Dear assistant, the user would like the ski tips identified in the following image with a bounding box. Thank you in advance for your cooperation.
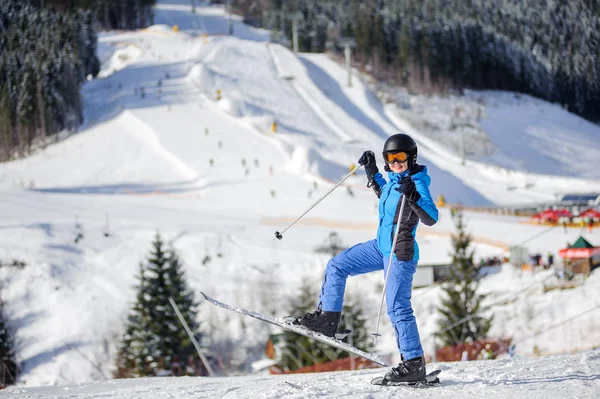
[200,291,209,300]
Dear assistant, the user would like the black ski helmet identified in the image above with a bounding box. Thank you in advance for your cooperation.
[382,133,418,170]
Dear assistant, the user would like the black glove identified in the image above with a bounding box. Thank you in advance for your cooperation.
[396,175,421,203]
[358,151,378,182]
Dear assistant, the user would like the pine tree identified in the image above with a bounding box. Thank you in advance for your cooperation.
[436,208,492,347]
[280,278,372,371]
[145,242,199,369]
[115,263,156,378]
[0,298,18,386]
[115,233,200,378]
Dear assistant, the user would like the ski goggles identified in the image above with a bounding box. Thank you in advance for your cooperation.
[384,151,409,164]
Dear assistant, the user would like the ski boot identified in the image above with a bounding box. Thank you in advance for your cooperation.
[383,356,426,384]
[293,307,341,337]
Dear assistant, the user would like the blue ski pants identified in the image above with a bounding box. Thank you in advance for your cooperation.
[319,239,424,360]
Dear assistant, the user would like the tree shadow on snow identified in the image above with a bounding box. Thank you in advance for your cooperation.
[44,244,84,255]
[25,223,55,238]
[22,341,88,374]
[30,177,203,196]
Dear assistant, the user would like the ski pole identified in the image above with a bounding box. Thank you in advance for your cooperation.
[169,297,215,376]
[274,164,363,240]
[372,195,406,345]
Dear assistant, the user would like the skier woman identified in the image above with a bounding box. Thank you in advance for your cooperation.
[294,133,438,383]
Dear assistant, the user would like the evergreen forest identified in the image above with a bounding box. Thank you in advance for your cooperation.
[241,0,600,122]
[41,0,156,30]
[0,0,156,161]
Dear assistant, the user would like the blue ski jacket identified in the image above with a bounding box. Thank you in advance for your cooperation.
[371,165,438,260]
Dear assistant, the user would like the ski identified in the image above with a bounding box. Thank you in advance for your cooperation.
[201,292,388,367]
[371,369,441,387]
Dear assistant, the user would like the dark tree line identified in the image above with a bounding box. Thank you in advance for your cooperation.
[43,0,156,30]
[0,0,100,160]
[240,0,600,122]
[0,0,156,161]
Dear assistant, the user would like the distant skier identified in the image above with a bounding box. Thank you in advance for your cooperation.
[293,133,438,384]
[547,252,554,269]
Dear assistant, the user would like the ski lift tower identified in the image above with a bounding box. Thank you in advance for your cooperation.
[227,0,233,35]
[288,12,303,53]
[338,38,356,87]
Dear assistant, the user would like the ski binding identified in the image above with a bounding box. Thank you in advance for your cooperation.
[371,369,441,387]
[281,316,351,340]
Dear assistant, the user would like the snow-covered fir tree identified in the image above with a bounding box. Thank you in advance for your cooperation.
[0,297,18,386]
[115,233,201,378]
[436,208,492,346]
[115,263,155,378]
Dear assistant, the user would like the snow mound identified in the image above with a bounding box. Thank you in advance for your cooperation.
[0,111,197,190]
[145,24,175,33]
[286,146,347,181]
[117,111,198,182]
[217,97,271,119]
[288,146,318,175]
[187,63,215,91]
[97,44,141,78]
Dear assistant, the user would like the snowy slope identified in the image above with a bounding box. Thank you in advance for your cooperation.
[1,0,600,391]
[3,351,600,398]
[479,91,600,178]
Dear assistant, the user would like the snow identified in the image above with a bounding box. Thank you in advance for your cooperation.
[479,92,600,179]
[97,44,142,78]
[4,352,600,398]
[1,0,600,396]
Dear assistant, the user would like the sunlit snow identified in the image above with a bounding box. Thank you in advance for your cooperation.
[0,0,599,397]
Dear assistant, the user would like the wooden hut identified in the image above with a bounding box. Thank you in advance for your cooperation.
[558,236,600,275]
